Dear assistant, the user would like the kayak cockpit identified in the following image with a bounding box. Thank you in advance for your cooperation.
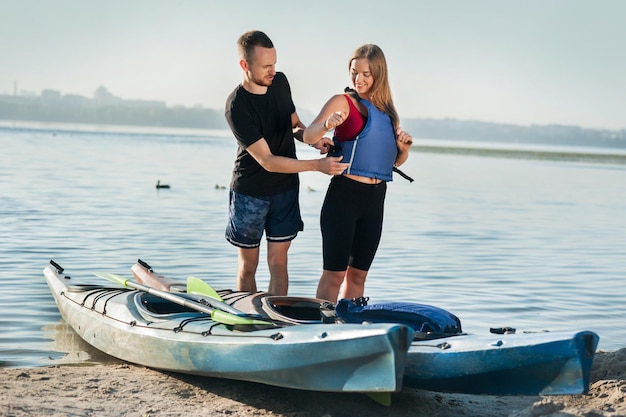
[261,296,332,324]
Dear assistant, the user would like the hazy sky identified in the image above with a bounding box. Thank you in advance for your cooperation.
[2,0,625,130]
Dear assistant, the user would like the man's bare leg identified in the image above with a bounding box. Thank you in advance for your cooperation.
[237,247,259,292]
[267,240,291,295]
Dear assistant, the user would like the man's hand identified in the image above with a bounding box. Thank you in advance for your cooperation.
[318,156,349,175]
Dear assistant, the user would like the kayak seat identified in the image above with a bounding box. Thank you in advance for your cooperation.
[139,293,198,315]
[261,296,328,324]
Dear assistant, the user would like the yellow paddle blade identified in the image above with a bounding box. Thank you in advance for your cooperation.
[187,276,223,301]
[94,272,129,287]
[367,392,392,406]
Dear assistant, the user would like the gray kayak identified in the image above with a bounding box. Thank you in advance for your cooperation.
[43,262,413,393]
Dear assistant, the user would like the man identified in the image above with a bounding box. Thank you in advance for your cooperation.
[225,30,348,295]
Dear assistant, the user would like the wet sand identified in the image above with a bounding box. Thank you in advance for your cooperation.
[2,349,624,417]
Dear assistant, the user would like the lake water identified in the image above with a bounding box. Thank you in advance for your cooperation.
[1,122,625,368]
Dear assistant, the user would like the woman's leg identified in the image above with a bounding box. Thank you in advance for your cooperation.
[340,266,368,300]
[316,269,346,302]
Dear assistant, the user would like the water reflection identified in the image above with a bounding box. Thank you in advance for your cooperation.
[43,321,124,366]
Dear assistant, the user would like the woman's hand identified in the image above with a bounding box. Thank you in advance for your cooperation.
[396,127,413,153]
[394,128,413,167]
[312,137,334,154]
[324,111,346,131]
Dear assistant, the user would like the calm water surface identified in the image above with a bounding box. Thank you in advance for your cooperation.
[1,124,625,368]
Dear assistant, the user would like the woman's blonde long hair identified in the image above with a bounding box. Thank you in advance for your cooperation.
[349,44,399,129]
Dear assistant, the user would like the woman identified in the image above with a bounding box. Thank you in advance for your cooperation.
[303,44,413,302]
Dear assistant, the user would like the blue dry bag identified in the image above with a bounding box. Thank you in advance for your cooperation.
[335,298,462,334]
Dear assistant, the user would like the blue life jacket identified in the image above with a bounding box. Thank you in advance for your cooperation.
[337,99,398,181]
[335,298,463,334]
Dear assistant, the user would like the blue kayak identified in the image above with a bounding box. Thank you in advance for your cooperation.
[406,329,598,395]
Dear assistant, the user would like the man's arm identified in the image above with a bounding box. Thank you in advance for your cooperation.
[246,137,347,175]
[292,111,306,143]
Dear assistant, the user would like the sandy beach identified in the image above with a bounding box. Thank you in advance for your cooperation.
[1,349,624,417]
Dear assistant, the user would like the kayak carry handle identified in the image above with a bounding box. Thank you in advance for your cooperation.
[137,258,154,272]
[50,260,64,274]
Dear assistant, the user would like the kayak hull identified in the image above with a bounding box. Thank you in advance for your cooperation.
[44,264,413,393]
[405,330,598,395]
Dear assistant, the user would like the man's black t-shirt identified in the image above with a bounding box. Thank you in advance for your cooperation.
[225,72,299,197]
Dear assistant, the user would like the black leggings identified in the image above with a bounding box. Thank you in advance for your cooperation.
[321,175,387,271]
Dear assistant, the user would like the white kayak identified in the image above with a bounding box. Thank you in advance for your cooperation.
[43,261,414,393]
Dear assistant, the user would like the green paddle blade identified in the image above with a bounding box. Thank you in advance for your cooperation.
[367,392,392,406]
[94,272,129,287]
[187,276,223,301]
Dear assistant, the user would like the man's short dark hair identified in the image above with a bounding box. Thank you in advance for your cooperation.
[237,30,274,63]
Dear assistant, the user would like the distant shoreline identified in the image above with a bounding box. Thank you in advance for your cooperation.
[3,119,626,164]
[0,119,227,137]
[414,144,626,164]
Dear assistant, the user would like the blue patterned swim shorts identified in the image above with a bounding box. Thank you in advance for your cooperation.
[225,187,303,248]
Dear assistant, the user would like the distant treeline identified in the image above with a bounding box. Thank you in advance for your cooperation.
[403,119,626,149]
[2,94,625,149]
[0,95,228,130]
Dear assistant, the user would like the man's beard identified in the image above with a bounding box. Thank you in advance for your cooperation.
[250,73,273,87]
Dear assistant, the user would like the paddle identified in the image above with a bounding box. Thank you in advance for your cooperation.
[93,272,272,326]
[185,276,255,316]
[134,259,251,317]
